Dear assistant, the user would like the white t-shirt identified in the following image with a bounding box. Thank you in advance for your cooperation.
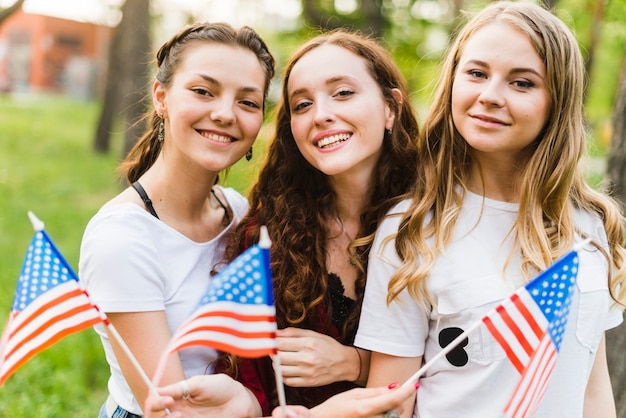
[355,192,623,418]
[79,186,248,415]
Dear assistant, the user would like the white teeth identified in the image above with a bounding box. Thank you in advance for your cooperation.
[201,132,232,143]
[317,133,351,149]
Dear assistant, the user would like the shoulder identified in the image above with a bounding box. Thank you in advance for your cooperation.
[84,202,158,235]
[370,199,413,255]
[80,203,162,261]
[378,199,413,232]
[573,208,608,246]
[214,186,250,219]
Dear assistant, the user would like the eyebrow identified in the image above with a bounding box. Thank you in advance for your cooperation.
[197,74,263,94]
[288,74,359,100]
[464,59,545,79]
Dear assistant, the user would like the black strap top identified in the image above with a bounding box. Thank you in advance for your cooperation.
[131,181,231,224]
[131,181,159,219]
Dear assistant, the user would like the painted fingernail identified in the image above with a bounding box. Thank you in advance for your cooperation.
[388,382,398,389]
[415,382,420,390]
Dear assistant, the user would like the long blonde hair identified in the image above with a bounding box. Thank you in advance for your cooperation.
[388,1,626,307]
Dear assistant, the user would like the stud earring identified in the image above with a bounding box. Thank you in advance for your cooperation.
[386,128,392,137]
[158,114,164,142]
[245,147,253,161]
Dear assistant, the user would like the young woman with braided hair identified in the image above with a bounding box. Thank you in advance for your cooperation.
[79,21,275,417]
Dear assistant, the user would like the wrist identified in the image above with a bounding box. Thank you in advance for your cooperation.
[351,346,362,383]
[236,382,263,417]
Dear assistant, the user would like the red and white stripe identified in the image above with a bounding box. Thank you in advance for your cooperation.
[0,281,103,386]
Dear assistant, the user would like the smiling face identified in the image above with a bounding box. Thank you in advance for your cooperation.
[451,21,551,166]
[154,42,266,174]
[286,44,395,179]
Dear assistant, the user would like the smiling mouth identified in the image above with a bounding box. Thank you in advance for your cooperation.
[199,131,233,143]
[316,133,351,149]
[471,115,508,125]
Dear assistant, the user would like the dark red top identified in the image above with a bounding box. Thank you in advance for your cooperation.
[219,220,360,414]
[230,301,359,415]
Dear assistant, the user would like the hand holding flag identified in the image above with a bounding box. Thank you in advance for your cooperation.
[402,242,584,417]
[151,226,287,416]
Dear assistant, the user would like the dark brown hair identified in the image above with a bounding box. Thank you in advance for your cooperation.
[118,22,275,183]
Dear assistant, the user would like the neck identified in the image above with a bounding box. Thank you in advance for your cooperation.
[140,157,219,220]
[329,173,372,224]
[468,158,521,203]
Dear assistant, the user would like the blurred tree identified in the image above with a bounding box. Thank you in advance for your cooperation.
[0,0,25,25]
[94,0,151,157]
[607,57,626,203]
[599,47,626,417]
[301,0,388,36]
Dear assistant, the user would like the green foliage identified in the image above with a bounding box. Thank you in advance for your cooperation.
[0,94,119,415]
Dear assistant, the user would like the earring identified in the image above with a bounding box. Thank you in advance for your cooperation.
[158,114,164,142]
[386,128,392,137]
[245,147,253,161]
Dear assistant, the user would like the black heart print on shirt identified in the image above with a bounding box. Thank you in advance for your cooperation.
[438,327,469,367]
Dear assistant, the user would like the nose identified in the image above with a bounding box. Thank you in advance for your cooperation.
[313,98,335,126]
[478,79,505,107]
[209,97,236,125]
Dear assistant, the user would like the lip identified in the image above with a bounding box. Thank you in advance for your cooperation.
[197,129,236,144]
[470,114,509,127]
[312,130,352,150]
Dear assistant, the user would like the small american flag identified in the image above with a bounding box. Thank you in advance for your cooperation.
[164,241,278,359]
[0,227,104,386]
[482,249,578,418]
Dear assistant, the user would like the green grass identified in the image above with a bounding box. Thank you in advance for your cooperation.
[0,94,121,416]
[0,93,268,416]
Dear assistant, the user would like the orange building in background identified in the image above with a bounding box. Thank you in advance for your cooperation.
[0,10,113,98]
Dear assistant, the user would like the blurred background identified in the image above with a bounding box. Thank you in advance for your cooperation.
[0,0,625,415]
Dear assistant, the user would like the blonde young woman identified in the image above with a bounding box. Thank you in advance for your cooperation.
[355,2,626,417]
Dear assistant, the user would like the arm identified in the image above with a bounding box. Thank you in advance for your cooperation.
[583,334,616,418]
[277,327,369,386]
[145,374,417,418]
[106,311,185,410]
[365,351,422,418]
[308,380,419,418]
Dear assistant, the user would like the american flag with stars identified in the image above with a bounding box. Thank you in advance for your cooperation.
[482,248,579,418]
[163,241,278,359]
[0,227,105,386]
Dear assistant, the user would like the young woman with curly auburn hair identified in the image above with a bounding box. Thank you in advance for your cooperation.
[220,29,421,414]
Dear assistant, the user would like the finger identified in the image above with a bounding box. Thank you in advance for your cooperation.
[144,394,174,415]
[279,363,303,378]
[271,405,312,418]
[157,382,185,399]
[277,335,308,352]
[278,350,309,367]
[282,376,312,387]
[276,327,312,338]
[361,384,418,413]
